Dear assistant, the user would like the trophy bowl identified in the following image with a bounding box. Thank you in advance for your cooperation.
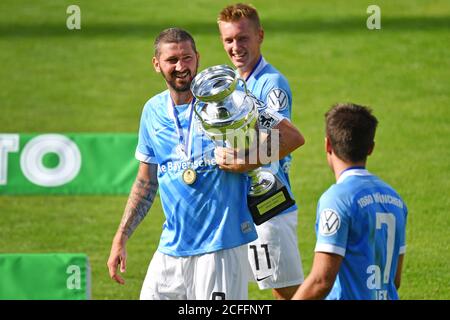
[191,65,295,224]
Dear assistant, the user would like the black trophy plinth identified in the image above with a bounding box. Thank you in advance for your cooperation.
[247,175,295,225]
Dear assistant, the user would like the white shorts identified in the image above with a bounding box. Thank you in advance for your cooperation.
[248,210,304,290]
[140,245,249,300]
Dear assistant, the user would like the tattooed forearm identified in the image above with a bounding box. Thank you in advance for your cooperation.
[119,166,158,238]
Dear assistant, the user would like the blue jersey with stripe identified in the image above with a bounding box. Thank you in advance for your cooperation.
[135,90,257,257]
[315,169,408,300]
[243,56,297,214]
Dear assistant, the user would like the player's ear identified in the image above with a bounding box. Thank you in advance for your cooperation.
[325,137,332,154]
[258,28,264,44]
[368,141,375,155]
[152,56,161,73]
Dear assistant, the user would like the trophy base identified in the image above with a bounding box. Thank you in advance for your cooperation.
[247,175,295,225]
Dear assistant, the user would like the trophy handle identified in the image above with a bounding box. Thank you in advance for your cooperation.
[237,77,249,95]
[193,99,206,125]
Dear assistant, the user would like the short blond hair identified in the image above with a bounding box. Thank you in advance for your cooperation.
[217,3,261,29]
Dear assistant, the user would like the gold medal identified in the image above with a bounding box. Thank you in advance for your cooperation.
[182,168,197,185]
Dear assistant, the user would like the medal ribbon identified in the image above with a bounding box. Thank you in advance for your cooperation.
[168,95,196,161]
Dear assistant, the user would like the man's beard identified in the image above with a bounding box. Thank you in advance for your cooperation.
[161,65,198,92]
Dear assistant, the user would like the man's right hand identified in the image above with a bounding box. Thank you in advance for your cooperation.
[107,234,128,285]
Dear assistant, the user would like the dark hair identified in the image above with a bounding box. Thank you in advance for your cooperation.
[325,103,378,163]
[154,28,197,57]
[217,3,261,30]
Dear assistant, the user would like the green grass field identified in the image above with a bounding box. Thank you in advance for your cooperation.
[1,0,449,299]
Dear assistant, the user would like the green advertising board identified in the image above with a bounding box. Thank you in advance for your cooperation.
[0,133,138,194]
[0,253,91,300]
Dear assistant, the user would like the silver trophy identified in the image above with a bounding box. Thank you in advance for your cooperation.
[191,65,295,225]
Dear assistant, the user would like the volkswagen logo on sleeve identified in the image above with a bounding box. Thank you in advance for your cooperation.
[267,88,288,111]
[319,209,341,236]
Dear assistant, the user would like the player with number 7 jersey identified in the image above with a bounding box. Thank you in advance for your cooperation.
[292,103,408,300]
[315,169,407,300]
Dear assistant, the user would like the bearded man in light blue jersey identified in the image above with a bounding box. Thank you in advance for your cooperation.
[218,3,304,299]
[292,103,408,300]
[107,27,305,300]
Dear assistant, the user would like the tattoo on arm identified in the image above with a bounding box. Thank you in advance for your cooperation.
[119,164,158,238]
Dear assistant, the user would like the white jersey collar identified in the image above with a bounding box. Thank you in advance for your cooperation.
[337,168,371,184]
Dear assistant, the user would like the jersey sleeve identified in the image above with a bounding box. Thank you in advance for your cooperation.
[257,107,285,129]
[314,190,350,257]
[260,76,292,119]
[135,103,157,164]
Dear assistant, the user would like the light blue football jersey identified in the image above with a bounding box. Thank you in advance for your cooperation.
[242,56,297,214]
[315,168,408,300]
[135,90,257,257]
